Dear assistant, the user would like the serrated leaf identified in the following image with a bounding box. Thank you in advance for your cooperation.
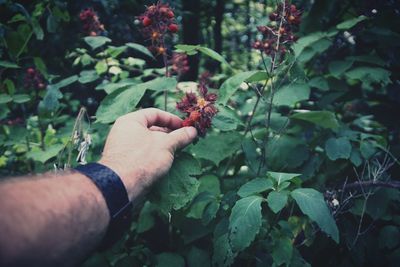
[154,153,201,214]
[273,83,310,106]
[291,188,339,243]
[84,36,111,50]
[325,137,352,160]
[96,77,176,123]
[229,196,263,252]
[126,42,155,59]
[218,71,260,105]
[291,111,339,129]
[237,177,273,197]
[337,15,367,30]
[267,191,288,213]
[190,131,242,166]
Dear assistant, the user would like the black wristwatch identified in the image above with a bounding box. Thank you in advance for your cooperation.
[75,162,132,250]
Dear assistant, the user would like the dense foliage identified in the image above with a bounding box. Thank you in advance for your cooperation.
[1,0,400,266]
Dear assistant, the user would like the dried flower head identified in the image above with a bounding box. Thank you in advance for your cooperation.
[24,68,46,90]
[139,1,178,54]
[79,8,105,36]
[253,1,301,59]
[176,84,218,136]
[169,52,189,76]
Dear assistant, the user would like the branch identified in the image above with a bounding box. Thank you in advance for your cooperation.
[341,180,400,191]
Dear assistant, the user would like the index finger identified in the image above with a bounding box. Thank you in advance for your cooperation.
[129,108,183,130]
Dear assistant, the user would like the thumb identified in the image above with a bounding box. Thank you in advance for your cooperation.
[167,126,197,152]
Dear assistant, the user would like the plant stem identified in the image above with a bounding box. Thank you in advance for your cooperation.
[162,40,170,111]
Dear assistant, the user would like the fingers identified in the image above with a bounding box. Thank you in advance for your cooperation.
[130,108,183,129]
[149,126,172,133]
[167,126,198,152]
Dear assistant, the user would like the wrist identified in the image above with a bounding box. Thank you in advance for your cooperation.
[98,158,148,202]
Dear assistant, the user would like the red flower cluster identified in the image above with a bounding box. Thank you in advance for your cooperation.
[139,1,179,55]
[176,84,218,136]
[24,68,46,90]
[253,1,301,58]
[79,8,105,36]
[169,52,189,76]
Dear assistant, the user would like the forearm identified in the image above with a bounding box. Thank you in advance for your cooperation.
[0,171,110,267]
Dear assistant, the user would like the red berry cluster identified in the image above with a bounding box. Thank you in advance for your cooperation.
[176,84,218,136]
[24,68,46,90]
[79,8,105,36]
[253,1,301,59]
[169,52,189,76]
[139,1,179,55]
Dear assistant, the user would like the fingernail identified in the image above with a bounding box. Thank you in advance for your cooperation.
[185,127,197,139]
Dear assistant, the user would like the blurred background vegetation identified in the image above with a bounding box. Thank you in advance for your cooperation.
[1,0,400,266]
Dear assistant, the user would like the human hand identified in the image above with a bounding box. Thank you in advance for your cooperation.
[98,108,197,201]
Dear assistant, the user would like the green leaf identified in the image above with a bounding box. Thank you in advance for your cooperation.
[175,44,231,68]
[197,47,231,68]
[156,253,184,267]
[325,137,352,160]
[237,178,273,197]
[154,153,201,214]
[329,60,354,77]
[84,36,111,50]
[266,135,309,170]
[33,57,48,78]
[291,188,339,243]
[53,75,78,89]
[31,18,44,40]
[0,94,13,104]
[268,172,301,185]
[379,226,400,250]
[26,144,65,163]
[291,111,339,129]
[0,60,20,69]
[126,42,155,59]
[212,105,242,131]
[137,201,156,233]
[229,196,263,252]
[271,235,293,266]
[218,71,260,105]
[96,77,176,123]
[267,191,288,213]
[96,79,138,94]
[78,70,99,84]
[273,83,310,106]
[190,131,242,166]
[187,247,210,267]
[308,77,329,91]
[337,15,367,30]
[39,85,62,112]
[95,60,108,74]
[345,67,391,90]
[12,94,30,103]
